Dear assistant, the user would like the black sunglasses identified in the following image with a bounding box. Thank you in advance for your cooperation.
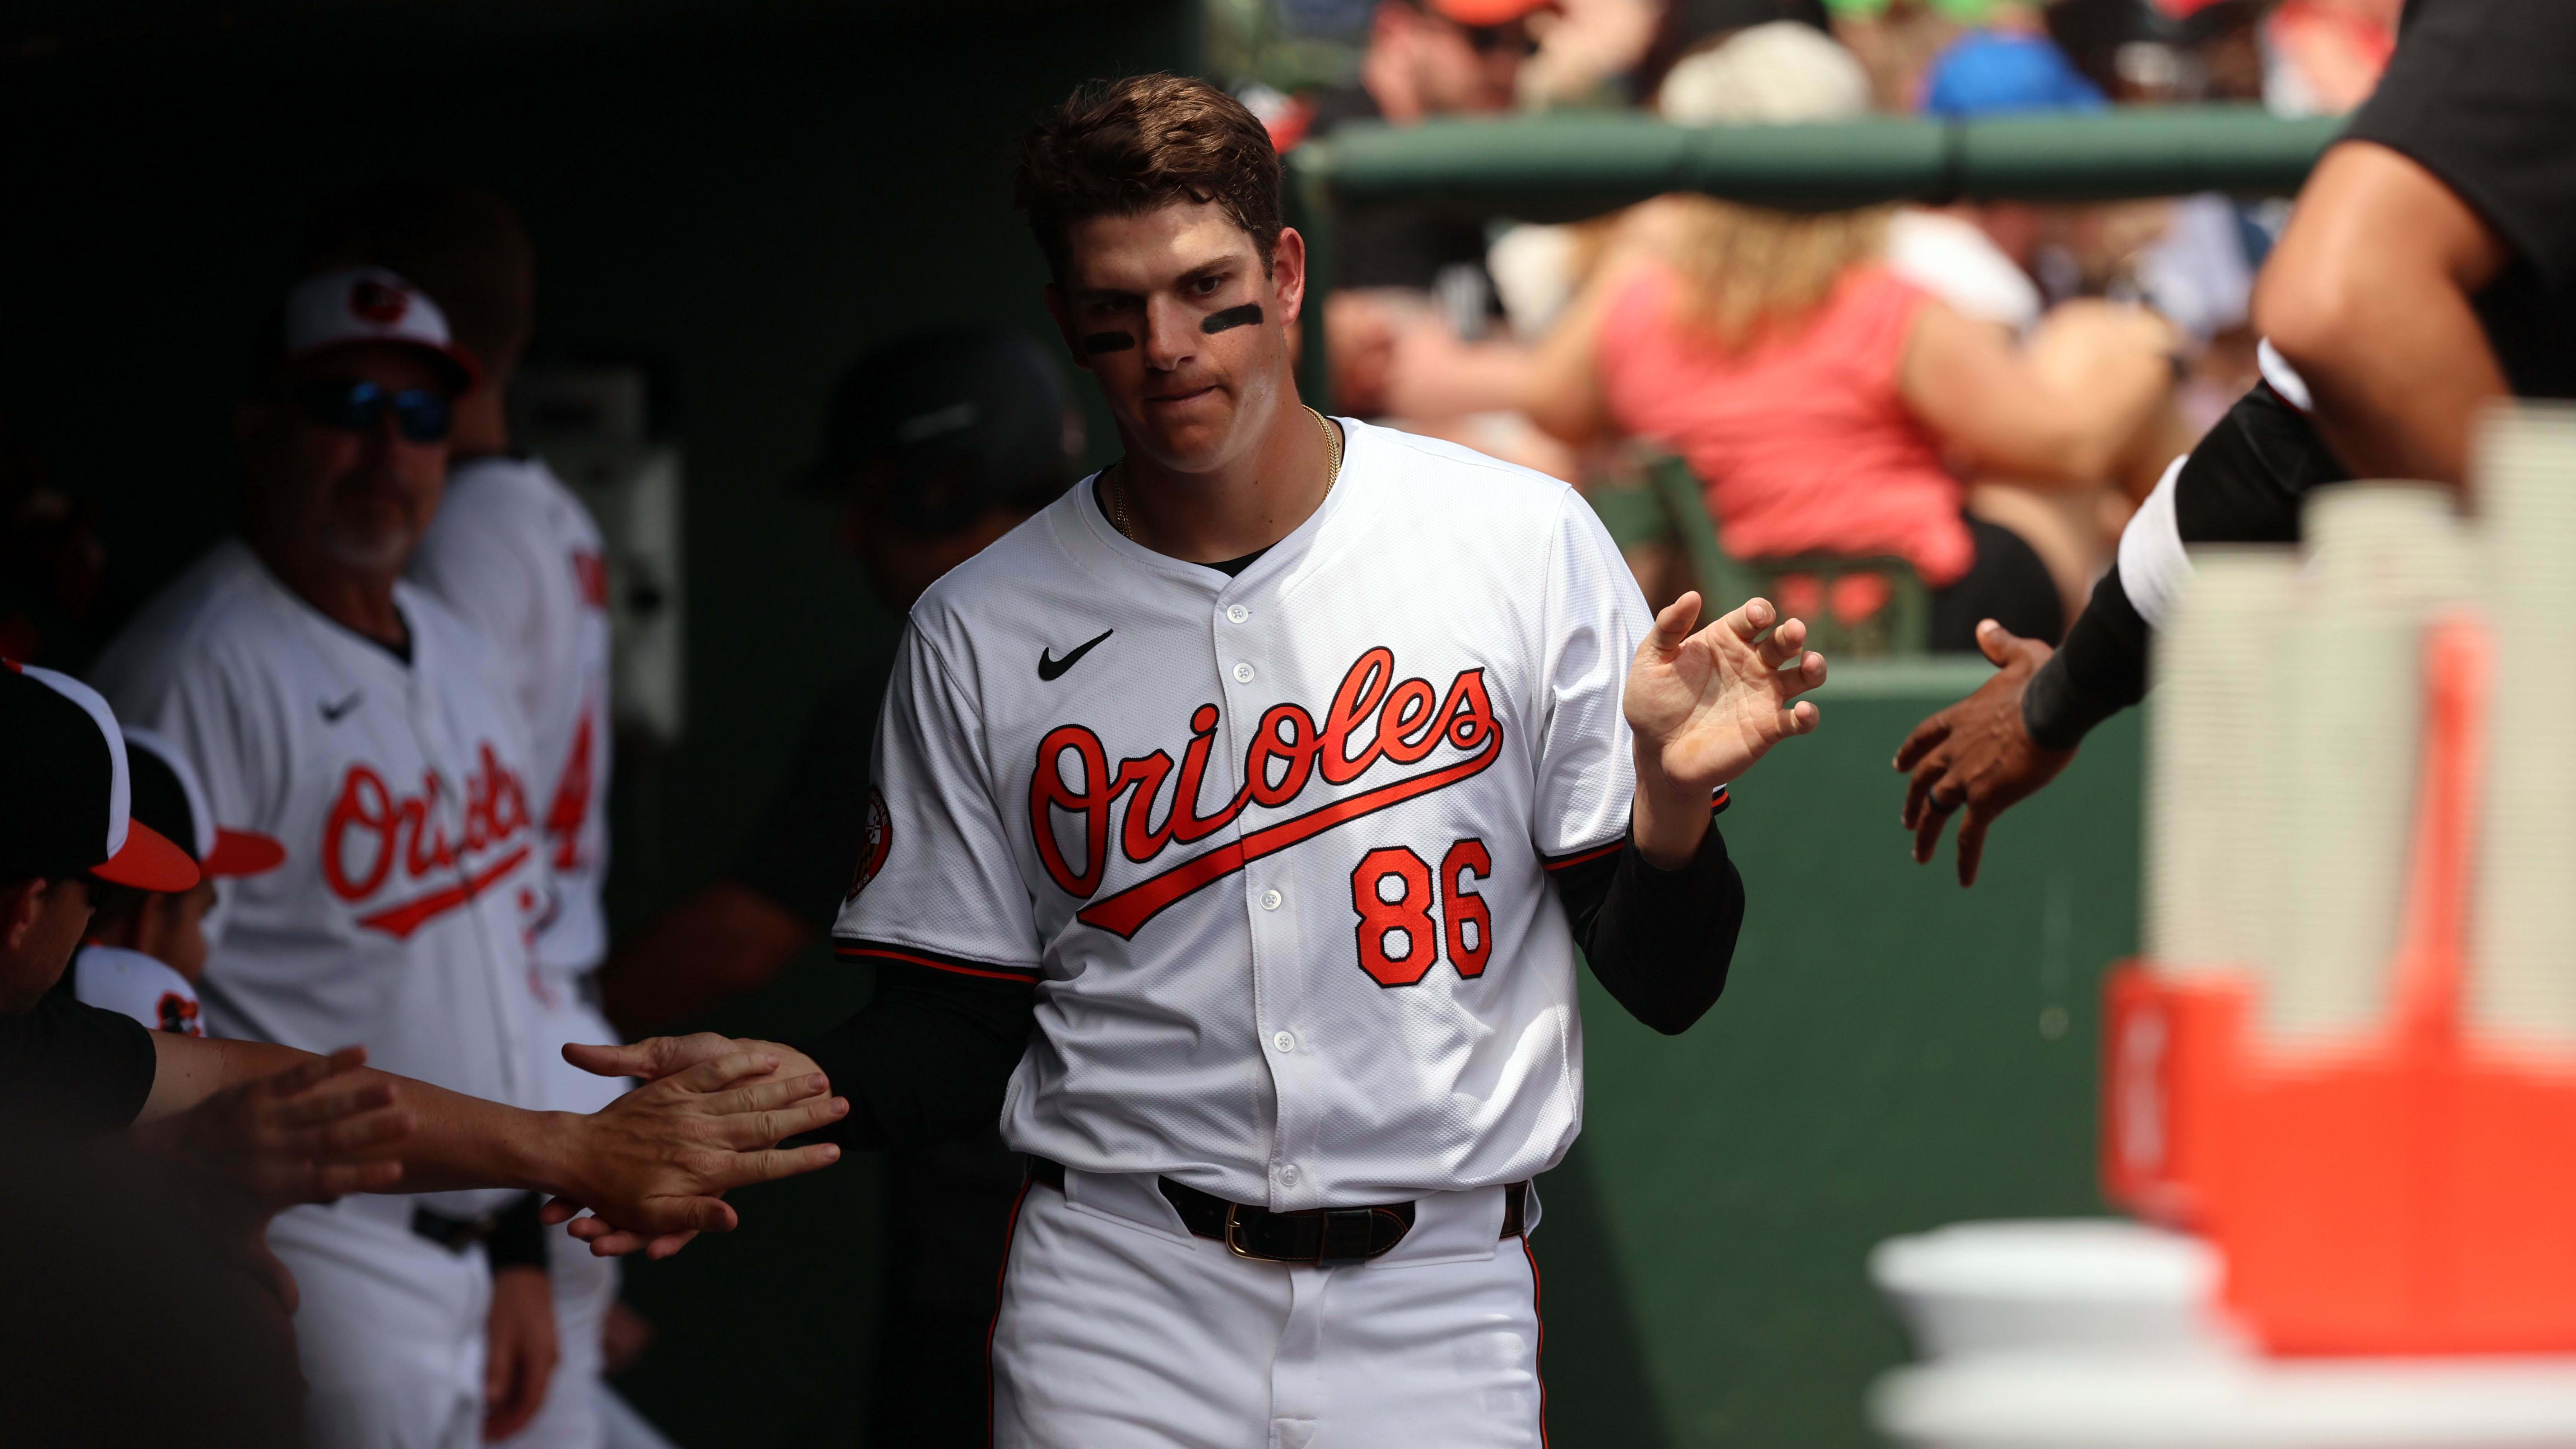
[1460,21,1536,55]
[288,377,453,444]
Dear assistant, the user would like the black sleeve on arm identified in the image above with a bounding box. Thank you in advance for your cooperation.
[2023,563,2150,751]
[0,993,159,1140]
[2022,382,2345,751]
[790,958,1035,1151]
[1552,816,1747,1036]
[482,1193,549,1272]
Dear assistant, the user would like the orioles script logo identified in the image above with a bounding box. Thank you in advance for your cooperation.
[1032,646,1502,940]
[324,743,534,939]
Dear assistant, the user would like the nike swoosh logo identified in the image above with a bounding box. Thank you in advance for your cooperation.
[1038,629,1113,682]
[320,690,364,723]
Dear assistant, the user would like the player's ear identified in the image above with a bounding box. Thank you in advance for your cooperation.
[1270,227,1308,332]
[1042,283,1091,372]
[0,877,41,954]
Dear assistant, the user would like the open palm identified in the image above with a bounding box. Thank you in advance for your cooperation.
[1625,592,1826,793]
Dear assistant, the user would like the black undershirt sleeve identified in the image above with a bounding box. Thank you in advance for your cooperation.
[790,964,1035,1152]
[482,1193,549,1272]
[1550,819,1746,1036]
[1,992,159,1140]
[2023,382,2347,749]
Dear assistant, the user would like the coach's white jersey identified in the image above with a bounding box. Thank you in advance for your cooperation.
[93,539,544,1216]
[70,943,203,1036]
[835,419,1650,1209]
[410,454,614,977]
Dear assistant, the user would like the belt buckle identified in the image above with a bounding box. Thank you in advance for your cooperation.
[1222,1201,1269,1263]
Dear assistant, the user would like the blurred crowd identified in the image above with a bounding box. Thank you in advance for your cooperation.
[1239,0,2398,647]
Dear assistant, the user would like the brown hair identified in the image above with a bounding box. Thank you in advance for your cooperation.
[303,179,536,368]
[1647,196,1889,352]
[1013,74,1284,286]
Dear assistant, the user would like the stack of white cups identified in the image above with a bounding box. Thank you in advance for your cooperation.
[2471,405,2576,1052]
[2145,548,2301,980]
[2267,484,2470,1044]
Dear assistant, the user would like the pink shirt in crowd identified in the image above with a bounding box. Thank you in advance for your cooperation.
[1595,261,1974,586]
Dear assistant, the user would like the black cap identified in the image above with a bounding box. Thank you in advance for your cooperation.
[796,324,1080,534]
[0,663,197,891]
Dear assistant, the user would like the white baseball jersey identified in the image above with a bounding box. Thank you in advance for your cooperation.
[92,538,544,1217]
[409,453,614,977]
[834,419,1653,1209]
[70,943,203,1036]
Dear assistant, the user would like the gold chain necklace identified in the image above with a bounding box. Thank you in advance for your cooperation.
[1105,406,1342,542]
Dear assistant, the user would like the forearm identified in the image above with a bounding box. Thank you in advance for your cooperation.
[374,1076,577,1198]
[1629,746,1716,868]
[792,961,1032,1151]
[1559,825,1745,1035]
[142,1033,577,1198]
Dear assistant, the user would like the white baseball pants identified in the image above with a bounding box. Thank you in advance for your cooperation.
[991,1166,1547,1449]
[491,1221,620,1449]
[270,1195,491,1449]
[495,984,632,1449]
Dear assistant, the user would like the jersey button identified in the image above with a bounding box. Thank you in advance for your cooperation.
[1233,662,1256,684]
[1273,1030,1296,1053]
[1260,888,1283,911]
[1226,604,1250,624]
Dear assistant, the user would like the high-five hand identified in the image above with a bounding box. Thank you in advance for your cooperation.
[537,1048,845,1258]
[1624,593,1825,867]
[1892,618,2074,886]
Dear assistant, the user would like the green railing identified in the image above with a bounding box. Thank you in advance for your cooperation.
[1287,104,2343,404]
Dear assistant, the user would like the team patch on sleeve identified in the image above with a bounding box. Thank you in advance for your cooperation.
[831,937,1042,983]
[844,786,893,903]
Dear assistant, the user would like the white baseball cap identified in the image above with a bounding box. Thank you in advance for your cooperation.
[280,266,479,394]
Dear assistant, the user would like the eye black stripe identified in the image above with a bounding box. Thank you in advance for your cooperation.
[1201,303,1262,334]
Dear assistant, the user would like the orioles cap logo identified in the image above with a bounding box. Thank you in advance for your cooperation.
[349,278,410,325]
[847,786,893,902]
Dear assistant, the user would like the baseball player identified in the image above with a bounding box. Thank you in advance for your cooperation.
[86,266,832,1449]
[305,179,632,1449]
[569,75,1825,1446]
[63,726,286,1035]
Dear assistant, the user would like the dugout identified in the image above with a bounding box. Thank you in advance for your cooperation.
[4,9,2324,1438]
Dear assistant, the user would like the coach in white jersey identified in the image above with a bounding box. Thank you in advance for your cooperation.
[99,266,634,1449]
[567,75,1825,1445]
[305,180,632,1449]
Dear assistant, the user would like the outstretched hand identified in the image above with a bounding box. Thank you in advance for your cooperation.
[1892,619,2076,886]
[1624,592,1825,865]
[539,1045,844,1259]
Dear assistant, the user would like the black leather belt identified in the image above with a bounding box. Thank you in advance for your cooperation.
[1029,1158,1526,1266]
[410,1205,500,1253]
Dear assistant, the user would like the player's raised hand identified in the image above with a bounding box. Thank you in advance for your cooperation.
[1627,592,1824,780]
[133,1044,414,1209]
[539,1049,846,1259]
[1893,618,2076,886]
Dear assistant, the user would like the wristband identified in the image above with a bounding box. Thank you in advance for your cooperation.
[2022,566,2150,751]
